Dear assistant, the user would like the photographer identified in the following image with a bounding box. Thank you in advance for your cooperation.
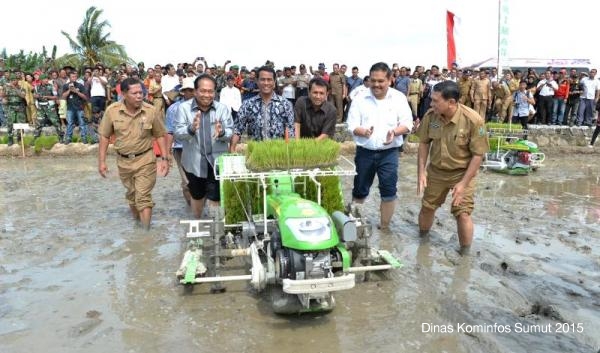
[61,71,89,144]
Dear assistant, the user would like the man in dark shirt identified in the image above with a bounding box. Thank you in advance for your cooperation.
[61,71,89,144]
[294,77,337,140]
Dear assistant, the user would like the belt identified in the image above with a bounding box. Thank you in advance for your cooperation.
[38,102,49,105]
[409,92,419,95]
[118,148,152,159]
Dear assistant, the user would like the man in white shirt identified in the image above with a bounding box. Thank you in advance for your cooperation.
[576,69,600,126]
[219,75,242,121]
[535,70,558,124]
[89,66,108,113]
[161,64,180,105]
[347,62,413,230]
[348,76,370,101]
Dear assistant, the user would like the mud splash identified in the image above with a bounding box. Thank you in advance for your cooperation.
[0,154,598,353]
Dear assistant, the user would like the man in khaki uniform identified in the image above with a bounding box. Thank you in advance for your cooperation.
[470,70,491,120]
[491,80,511,122]
[329,63,347,122]
[407,72,423,118]
[458,70,473,108]
[505,72,520,119]
[416,81,488,256]
[98,77,170,230]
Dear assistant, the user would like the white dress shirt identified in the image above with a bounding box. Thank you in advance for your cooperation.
[347,87,413,150]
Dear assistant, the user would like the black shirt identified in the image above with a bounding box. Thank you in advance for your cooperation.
[294,96,337,138]
[62,81,88,111]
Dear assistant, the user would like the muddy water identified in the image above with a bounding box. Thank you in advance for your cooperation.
[1,154,599,353]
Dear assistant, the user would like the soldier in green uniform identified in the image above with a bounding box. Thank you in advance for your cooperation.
[33,74,63,142]
[1,74,27,146]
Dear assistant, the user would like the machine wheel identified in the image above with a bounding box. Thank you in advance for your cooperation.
[269,286,303,314]
[183,283,194,294]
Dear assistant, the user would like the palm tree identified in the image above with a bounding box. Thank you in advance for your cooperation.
[59,6,131,69]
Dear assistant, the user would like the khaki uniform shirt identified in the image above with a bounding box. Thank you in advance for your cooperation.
[408,79,422,96]
[98,101,166,156]
[416,104,488,171]
[492,83,510,99]
[329,72,346,94]
[458,77,472,98]
[470,78,491,100]
[507,78,520,94]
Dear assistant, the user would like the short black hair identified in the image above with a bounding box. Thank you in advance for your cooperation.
[432,80,459,101]
[194,73,216,90]
[257,66,276,81]
[369,62,391,78]
[120,77,143,93]
[308,77,330,92]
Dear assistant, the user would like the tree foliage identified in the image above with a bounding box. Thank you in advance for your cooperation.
[1,46,57,73]
[57,6,132,69]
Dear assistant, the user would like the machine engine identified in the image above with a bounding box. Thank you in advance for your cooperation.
[275,249,336,282]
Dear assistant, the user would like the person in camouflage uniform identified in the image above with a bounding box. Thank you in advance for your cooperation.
[33,74,63,142]
[2,74,27,146]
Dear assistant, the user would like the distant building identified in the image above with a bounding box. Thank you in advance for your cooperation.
[466,58,594,74]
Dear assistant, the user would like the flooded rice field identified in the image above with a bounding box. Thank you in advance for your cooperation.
[0,152,599,353]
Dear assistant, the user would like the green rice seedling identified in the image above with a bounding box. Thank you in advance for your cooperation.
[34,136,60,153]
[246,139,340,171]
[485,122,523,131]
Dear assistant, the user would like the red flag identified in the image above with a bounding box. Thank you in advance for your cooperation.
[446,10,457,69]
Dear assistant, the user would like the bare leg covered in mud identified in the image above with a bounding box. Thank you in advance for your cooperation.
[418,207,473,255]
[456,212,473,255]
[379,200,395,230]
[139,207,152,230]
[190,198,206,219]
[191,198,220,219]
[353,197,395,230]
[129,205,152,230]
[418,206,435,238]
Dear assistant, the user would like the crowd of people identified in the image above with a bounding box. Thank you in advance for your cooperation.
[1,58,598,252]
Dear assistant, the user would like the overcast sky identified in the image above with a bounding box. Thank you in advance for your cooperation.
[2,0,599,73]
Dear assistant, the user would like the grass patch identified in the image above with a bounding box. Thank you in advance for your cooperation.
[486,122,523,131]
[33,136,60,153]
[407,134,420,143]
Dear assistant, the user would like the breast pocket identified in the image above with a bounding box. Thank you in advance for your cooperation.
[142,123,153,137]
[455,133,470,146]
[429,128,442,140]
[113,119,128,135]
